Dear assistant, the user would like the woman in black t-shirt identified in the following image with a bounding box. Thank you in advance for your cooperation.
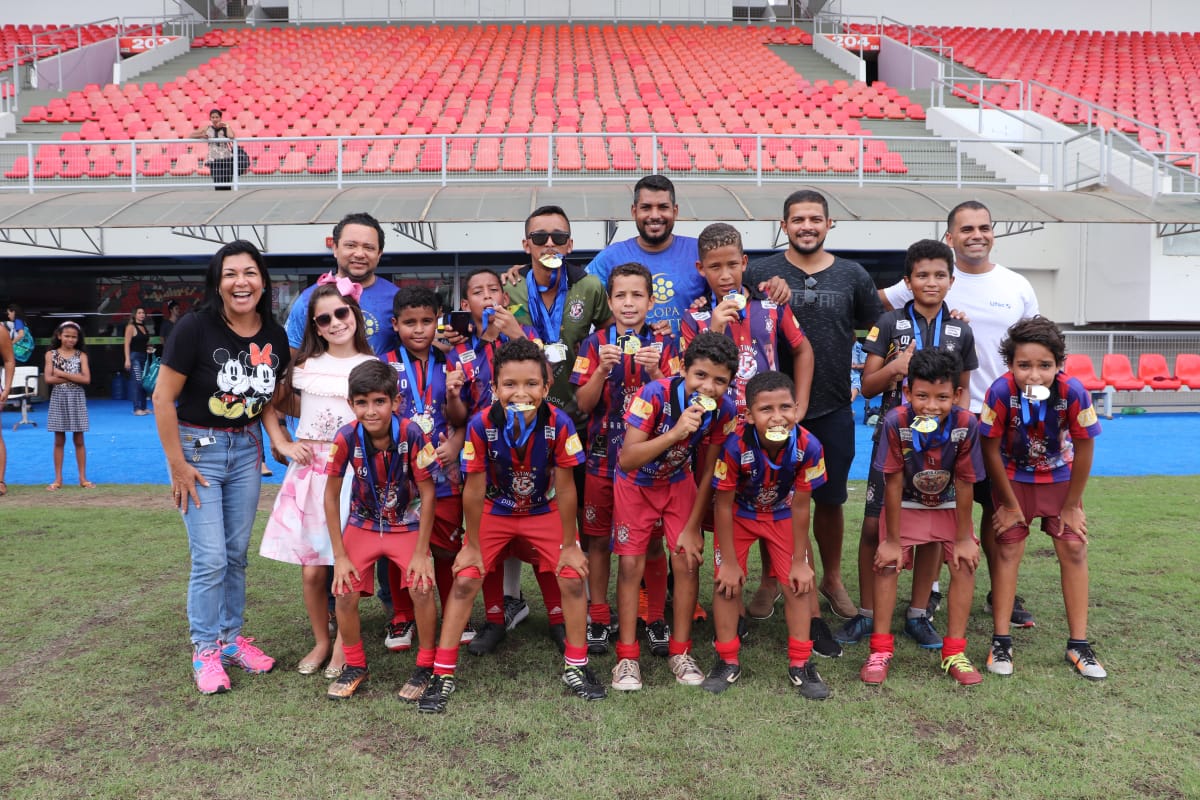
[124,307,154,416]
[154,240,291,695]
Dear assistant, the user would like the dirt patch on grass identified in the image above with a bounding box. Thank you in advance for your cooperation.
[1131,777,1186,799]
[0,483,280,511]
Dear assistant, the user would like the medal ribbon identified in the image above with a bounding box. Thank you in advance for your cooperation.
[910,410,949,454]
[525,267,567,343]
[753,425,799,472]
[357,416,404,523]
[398,348,432,418]
[673,377,713,435]
[908,305,943,351]
[502,404,537,449]
[1019,393,1048,430]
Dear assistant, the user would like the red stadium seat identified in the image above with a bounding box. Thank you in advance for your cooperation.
[1064,354,1105,391]
[1175,354,1200,390]
[1100,354,1145,390]
[1137,353,1182,390]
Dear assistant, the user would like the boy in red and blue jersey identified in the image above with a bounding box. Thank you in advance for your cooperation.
[571,262,681,655]
[323,360,438,701]
[863,349,985,688]
[609,331,739,692]
[418,338,605,712]
[703,371,832,699]
[839,239,979,650]
[381,287,472,684]
[681,223,813,419]
[979,316,1105,680]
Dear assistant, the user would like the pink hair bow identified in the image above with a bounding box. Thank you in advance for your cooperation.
[317,272,363,303]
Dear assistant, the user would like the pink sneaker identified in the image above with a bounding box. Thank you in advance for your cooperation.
[220,635,276,674]
[193,648,231,695]
[860,651,893,685]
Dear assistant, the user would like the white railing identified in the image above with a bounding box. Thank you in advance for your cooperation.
[0,131,1091,193]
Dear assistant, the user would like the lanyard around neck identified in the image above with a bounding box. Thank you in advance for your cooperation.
[357,417,403,519]
[398,348,431,417]
[908,305,943,351]
[525,268,567,342]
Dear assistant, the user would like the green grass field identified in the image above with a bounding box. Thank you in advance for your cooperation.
[1,476,1197,800]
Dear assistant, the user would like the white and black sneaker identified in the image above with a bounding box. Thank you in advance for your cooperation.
[586,622,611,655]
[459,621,477,645]
[504,594,530,630]
[645,619,670,658]
[1066,643,1107,681]
[987,639,1014,676]
[417,674,456,713]
[788,662,831,700]
[384,621,415,652]
[562,665,607,700]
[700,659,742,694]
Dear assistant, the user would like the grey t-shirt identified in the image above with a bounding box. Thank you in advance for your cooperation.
[747,253,882,420]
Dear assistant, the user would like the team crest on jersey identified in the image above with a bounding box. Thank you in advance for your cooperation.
[714,547,723,566]
[755,486,780,508]
[764,315,775,334]
[737,345,758,380]
[568,299,585,320]
[584,504,597,523]
[913,469,951,496]
[511,470,537,497]
[615,524,630,543]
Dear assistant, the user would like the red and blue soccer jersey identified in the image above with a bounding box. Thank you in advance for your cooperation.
[446,326,542,415]
[863,301,978,434]
[680,287,807,415]
[462,401,585,515]
[617,377,738,486]
[979,371,1101,484]
[325,418,435,532]
[713,423,827,521]
[873,405,983,509]
[569,324,681,477]
[383,347,460,499]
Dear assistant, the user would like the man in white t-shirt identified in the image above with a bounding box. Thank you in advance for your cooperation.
[879,200,1041,627]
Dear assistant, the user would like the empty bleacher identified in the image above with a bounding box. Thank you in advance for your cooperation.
[0,23,120,69]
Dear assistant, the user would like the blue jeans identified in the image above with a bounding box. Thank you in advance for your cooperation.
[178,423,263,651]
[130,352,147,412]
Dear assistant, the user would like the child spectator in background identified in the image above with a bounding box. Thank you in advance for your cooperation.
[704,371,831,700]
[980,316,1105,680]
[850,339,866,421]
[419,339,604,713]
[862,349,983,687]
[571,263,680,655]
[609,332,738,691]
[44,321,94,490]
[322,360,439,701]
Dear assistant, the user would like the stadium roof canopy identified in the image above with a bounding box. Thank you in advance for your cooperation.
[1,183,1197,256]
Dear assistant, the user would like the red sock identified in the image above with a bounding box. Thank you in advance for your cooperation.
[644,554,668,623]
[563,643,588,667]
[667,636,691,657]
[433,646,458,676]
[941,636,966,658]
[434,557,454,611]
[869,633,895,655]
[588,602,611,625]
[416,647,435,669]
[389,562,414,624]
[714,637,740,666]
[535,569,564,625]
[482,569,505,624]
[788,638,813,668]
[615,641,641,661]
[343,640,366,669]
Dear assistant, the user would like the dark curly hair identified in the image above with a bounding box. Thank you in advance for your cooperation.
[1000,315,1066,367]
[684,331,738,377]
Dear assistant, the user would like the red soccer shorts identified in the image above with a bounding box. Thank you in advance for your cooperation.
[430,494,464,554]
[992,481,1085,544]
[878,507,977,570]
[611,476,698,556]
[713,516,798,585]
[581,473,614,539]
[477,508,572,575]
[341,523,420,596]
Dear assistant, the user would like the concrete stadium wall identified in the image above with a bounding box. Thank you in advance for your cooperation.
[4,1,184,26]
[838,0,1200,33]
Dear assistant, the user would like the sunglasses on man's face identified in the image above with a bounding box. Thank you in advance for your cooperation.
[527,231,570,246]
[314,306,353,328]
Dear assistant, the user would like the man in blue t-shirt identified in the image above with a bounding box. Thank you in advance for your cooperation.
[586,175,708,335]
[285,212,399,358]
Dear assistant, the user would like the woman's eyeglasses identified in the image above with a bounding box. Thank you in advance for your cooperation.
[801,276,818,305]
[527,231,570,246]
[314,306,353,328]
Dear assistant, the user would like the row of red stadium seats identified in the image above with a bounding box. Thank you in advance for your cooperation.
[1065,353,1200,392]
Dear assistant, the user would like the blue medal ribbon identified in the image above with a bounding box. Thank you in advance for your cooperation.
[753,425,799,472]
[908,304,943,351]
[357,417,403,524]
[674,378,713,432]
[398,348,431,417]
[1019,393,1048,429]
[525,267,567,343]
[501,404,537,449]
[910,410,949,454]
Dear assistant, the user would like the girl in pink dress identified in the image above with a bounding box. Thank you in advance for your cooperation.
[261,277,376,676]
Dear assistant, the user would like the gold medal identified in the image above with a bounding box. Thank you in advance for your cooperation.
[692,393,718,412]
[1023,384,1050,401]
[414,414,434,435]
[544,342,568,364]
[764,426,790,442]
[539,253,563,269]
[508,403,537,413]
[724,292,747,311]
[911,416,939,434]
[618,335,641,355]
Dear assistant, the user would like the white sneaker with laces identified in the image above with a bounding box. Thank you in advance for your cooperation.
[667,652,704,686]
[611,658,643,691]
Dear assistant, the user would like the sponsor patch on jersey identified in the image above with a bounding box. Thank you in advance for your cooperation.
[630,396,653,419]
[762,300,777,310]
[485,428,498,442]
[945,324,961,337]
[980,405,997,426]
[740,451,756,465]
[806,459,827,483]
[458,348,476,363]
[714,460,728,480]
[866,326,880,342]
[1077,406,1098,427]
[462,441,476,460]
[573,356,589,373]
[723,418,737,435]
[895,319,912,330]
[564,433,582,455]
[416,442,437,469]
